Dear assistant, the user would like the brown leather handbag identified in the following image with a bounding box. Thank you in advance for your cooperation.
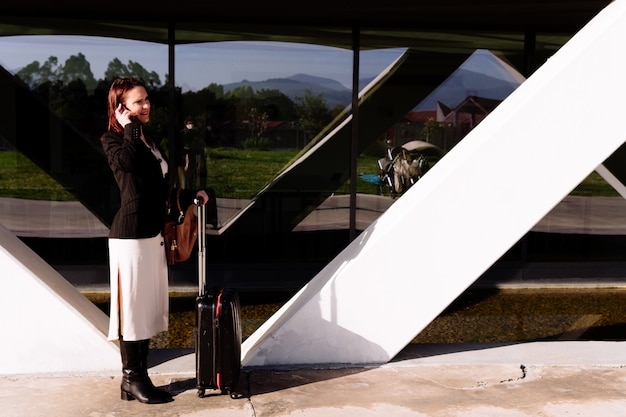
[164,189,198,265]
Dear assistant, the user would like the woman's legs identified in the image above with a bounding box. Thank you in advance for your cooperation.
[139,339,172,398]
[119,336,172,404]
[110,237,172,403]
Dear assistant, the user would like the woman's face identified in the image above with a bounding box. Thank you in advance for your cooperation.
[121,86,150,124]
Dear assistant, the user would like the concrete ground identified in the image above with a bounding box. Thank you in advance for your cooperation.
[3,197,626,416]
[2,341,626,417]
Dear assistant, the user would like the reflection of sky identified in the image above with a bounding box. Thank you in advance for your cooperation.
[414,49,525,110]
[0,36,168,81]
[0,35,405,91]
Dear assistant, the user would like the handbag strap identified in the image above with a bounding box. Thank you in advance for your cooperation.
[175,188,185,222]
[176,188,183,213]
[167,187,185,223]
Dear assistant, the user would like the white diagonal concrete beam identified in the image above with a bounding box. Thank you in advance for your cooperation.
[0,224,119,375]
[242,0,626,366]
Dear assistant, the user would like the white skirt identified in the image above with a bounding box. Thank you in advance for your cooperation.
[107,234,169,341]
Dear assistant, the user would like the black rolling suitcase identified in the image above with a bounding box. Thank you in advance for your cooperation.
[194,198,242,398]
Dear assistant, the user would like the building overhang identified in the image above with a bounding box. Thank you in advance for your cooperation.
[0,1,612,48]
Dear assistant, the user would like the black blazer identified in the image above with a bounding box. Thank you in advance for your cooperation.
[101,122,169,239]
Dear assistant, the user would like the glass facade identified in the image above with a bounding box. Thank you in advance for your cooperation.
[0,19,624,295]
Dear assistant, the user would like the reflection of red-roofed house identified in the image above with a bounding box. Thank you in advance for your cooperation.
[438,96,501,149]
[403,110,436,123]
[260,120,294,148]
[228,119,292,147]
[381,49,524,152]
[439,96,501,128]
[263,120,285,130]
[387,96,502,152]
[217,118,309,149]
[388,110,437,148]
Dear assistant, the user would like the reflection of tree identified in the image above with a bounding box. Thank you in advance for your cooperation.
[104,58,161,87]
[14,53,334,150]
[17,56,59,87]
[15,54,169,141]
[17,53,97,92]
[243,107,269,149]
[227,87,296,124]
[61,53,97,91]
[294,88,332,141]
[421,117,442,143]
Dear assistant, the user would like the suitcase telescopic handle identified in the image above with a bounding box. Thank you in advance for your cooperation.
[194,197,206,296]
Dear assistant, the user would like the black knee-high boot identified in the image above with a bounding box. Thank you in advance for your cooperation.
[139,339,173,402]
[119,338,172,404]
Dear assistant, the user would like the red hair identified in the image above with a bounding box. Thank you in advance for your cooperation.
[106,77,146,134]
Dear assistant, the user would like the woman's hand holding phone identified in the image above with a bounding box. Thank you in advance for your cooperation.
[115,103,134,127]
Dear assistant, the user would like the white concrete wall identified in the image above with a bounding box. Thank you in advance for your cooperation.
[241,0,626,366]
[0,224,119,375]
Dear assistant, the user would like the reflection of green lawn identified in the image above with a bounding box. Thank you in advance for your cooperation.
[0,149,617,201]
[0,150,75,201]
[571,170,619,197]
[0,148,382,201]
[205,147,381,199]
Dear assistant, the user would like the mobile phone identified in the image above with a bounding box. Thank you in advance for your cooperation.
[118,102,137,121]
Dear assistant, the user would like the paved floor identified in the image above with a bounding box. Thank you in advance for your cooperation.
[4,196,626,416]
[2,341,626,417]
[3,194,626,238]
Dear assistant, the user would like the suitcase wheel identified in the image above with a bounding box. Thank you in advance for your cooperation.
[197,388,206,398]
[221,388,239,399]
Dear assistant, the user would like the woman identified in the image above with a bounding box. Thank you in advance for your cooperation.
[101,78,208,404]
